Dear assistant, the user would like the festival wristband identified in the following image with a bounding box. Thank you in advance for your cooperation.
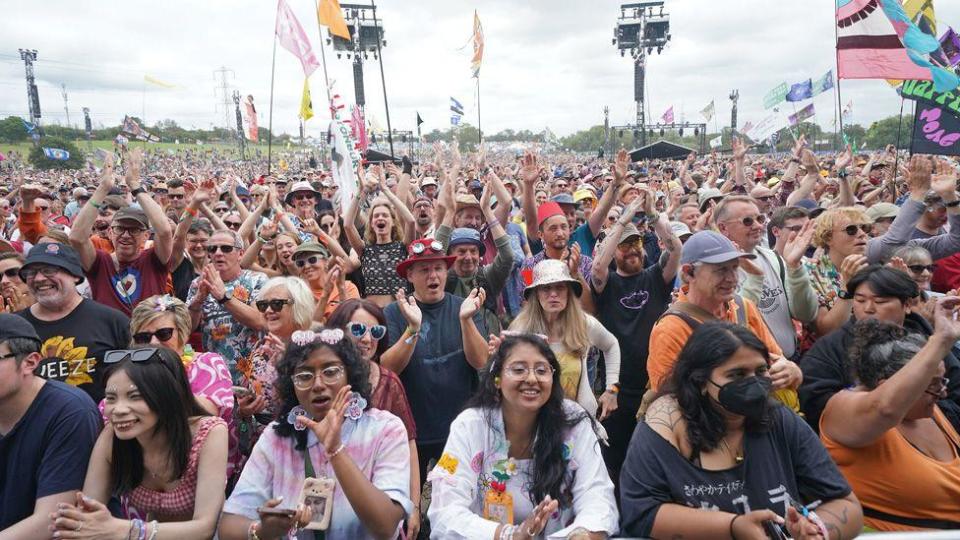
[184,206,199,217]
[89,199,102,209]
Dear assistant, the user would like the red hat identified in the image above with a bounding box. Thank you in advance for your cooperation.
[396,238,458,280]
[537,201,565,228]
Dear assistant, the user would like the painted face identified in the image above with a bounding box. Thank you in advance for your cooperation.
[408,260,447,303]
[536,282,569,315]
[852,282,908,326]
[133,313,184,355]
[292,347,348,419]
[499,342,553,413]
[104,369,159,441]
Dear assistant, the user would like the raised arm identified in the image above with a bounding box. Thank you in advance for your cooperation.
[69,155,116,271]
[519,151,542,244]
[785,150,821,206]
[589,149,628,237]
[379,164,416,244]
[591,196,643,294]
[343,187,366,257]
[126,149,173,265]
[168,181,215,271]
[834,144,855,207]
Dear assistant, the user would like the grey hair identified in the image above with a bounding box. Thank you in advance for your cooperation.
[210,229,244,249]
[849,319,927,389]
[257,276,316,331]
[891,245,932,265]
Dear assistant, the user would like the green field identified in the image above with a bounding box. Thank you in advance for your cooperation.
[0,139,288,160]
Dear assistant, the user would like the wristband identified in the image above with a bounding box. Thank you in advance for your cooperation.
[184,206,199,217]
[89,199,102,209]
[403,326,420,344]
[729,514,740,540]
[131,187,147,198]
[486,217,501,229]
[609,383,620,394]
[327,442,346,460]
[148,521,158,540]
[808,511,830,539]
[837,169,848,179]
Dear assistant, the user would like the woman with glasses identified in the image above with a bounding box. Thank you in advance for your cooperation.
[892,245,943,298]
[327,298,421,539]
[429,334,618,539]
[821,307,960,532]
[509,260,621,428]
[52,346,228,539]
[292,242,359,321]
[0,252,34,312]
[219,326,413,540]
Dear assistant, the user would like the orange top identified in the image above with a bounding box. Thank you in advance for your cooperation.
[310,280,361,320]
[822,406,960,532]
[18,209,113,253]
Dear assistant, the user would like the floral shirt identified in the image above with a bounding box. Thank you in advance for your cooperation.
[223,408,413,540]
[427,401,619,539]
[186,269,267,381]
[801,253,842,353]
[232,340,283,468]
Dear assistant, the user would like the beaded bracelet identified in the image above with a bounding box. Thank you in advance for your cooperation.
[327,442,346,460]
[128,519,143,540]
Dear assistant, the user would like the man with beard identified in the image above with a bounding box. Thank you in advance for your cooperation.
[69,150,173,315]
[436,184,515,336]
[589,192,681,485]
[186,229,266,379]
[14,243,129,402]
[381,238,488,483]
[517,201,594,308]
[412,196,435,239]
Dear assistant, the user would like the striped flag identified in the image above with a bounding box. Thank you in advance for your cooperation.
[450,97,465,116]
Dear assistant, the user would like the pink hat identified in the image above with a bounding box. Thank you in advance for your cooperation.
[537,201,564,228]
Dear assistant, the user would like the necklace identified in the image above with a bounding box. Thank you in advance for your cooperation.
[720,438,744,463]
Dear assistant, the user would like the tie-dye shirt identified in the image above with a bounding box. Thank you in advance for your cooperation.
[223,408,413,539]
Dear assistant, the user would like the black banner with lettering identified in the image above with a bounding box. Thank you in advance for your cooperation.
[911,102,960,156]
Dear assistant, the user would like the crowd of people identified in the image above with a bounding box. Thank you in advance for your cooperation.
[2,135,960,539]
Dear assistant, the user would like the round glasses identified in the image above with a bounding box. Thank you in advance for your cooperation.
[411,240,444,255]
[348,322,386,341]
[841,223,872,236]
[503,362,554,380]
[291,366,345,390]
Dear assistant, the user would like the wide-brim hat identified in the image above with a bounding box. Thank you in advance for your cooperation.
[523,259,582,299]
[284,180,321,205]
[455,194,482,212]
[396,238,458,280]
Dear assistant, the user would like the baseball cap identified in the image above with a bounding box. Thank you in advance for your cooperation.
[865,202,899,221]
[551,193,577,207]
[618,223,642,244]
[681,231,757,266]
[0,313,40,345]
[112,206,149,228]
[21,242,86,282]
[294,241,331,259]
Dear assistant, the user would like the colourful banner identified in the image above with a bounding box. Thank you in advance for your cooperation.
[471,11,484,78]
[763,83,789,109]
[785,79,813,102]
[899,79,960,117]
[911,102,960,156]
[276,0,321,77]
[243,95,259,142]
[661,106,674,123]
[812,70,834,96]
[42,147,70,161]
[788,103,815,126]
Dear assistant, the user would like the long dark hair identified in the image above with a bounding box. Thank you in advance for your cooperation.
[660,321,773,455]
[326,299,388,361]
[102,345,209,494]
[464,334,589,508]
[273,327,372,451]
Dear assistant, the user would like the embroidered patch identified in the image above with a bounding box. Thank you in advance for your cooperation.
[470,451,484,474]
[437,452,459,475]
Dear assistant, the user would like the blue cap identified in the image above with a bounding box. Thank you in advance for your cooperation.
[448,228,486,256]
[550,193,576,206]
[680,231,757,266]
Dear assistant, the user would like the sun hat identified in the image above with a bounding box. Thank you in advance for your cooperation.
[396,238,458,280]
[284,180,321,205]
[698,188,724,212]
[523,259,583,299]
[865,202,899,221]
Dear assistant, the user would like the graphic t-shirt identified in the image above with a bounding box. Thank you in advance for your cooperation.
[186,269,267,380]
[17,299,131,403]
[87,248,170,315]
[384,293,486,444]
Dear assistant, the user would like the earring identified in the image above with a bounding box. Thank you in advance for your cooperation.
[344,392,367,421]
[493,376,501,387]
[287,405,311,431]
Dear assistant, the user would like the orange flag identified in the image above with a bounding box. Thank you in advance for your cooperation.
[318,0,350,40]
[471,11,484,78]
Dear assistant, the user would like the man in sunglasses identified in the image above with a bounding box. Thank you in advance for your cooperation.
[69,150,173,315]
[0,313,100,538]
[186,230,267,376]
[62,187,91,222]
[166,179,189,215]
[14,243,130,402]
[715,195,818,361]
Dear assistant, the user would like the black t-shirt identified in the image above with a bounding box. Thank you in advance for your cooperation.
[591,262,671,393]
[620,405,852,538]
[171,257,196,302]
[384,293,486,445]
[18,298,131,403]
[0,380,101,530]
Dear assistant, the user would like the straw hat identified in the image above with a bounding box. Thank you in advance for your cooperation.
[523,259,582,299]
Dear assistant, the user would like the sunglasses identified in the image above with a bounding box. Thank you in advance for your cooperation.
[2,267,22,279]
[224,221,242,230]
[255,298,291,312]
[206,244,236,254]
[111,226,146,237]
[214,207,230,213]
[411,240,444,255]
[104,348,160,364]
[295,255,323,268]
[348,322,386,340]
[168,193,185,200]
[726,214,767,227]
[908,264,937,274]
[841,223,873,236]
[154,189,168,195]
[293,193,315,201]
[132,328,176,344]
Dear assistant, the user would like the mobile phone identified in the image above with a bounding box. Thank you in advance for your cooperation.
[762,520,789,540]
[257,507,296,517]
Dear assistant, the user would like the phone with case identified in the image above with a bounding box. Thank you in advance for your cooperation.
[298,477,335,530]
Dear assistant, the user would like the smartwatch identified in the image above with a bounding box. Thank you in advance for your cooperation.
[837,289,854,300]
[217,289,234,305]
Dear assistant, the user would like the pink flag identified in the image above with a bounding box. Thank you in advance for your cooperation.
[836,0,930,82]
[662,106,674,124]
[243,95,259,142]
[276,0,320,77]
[351,106,368,152]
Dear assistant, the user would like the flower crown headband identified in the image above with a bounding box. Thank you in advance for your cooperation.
[152,294,178,313]
[291,328,345,347]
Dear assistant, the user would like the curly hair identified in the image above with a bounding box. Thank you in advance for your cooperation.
[660,321,774,454]
[272,326,372,450]
[848,319,926,389]
[463,334,592,509]
[812,207,869,249]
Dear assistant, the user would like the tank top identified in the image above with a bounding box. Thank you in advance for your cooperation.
[360,241,406,296]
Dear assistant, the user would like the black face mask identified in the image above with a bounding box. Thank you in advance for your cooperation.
[709,376,772,419]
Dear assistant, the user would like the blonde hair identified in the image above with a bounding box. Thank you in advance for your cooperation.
[812,207,868,249]
[364,198,402,244]
[258,276,316,330]
[509,283,590,358]
[130,294,192,346]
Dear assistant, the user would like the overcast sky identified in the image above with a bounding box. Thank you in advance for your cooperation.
[2,0,959,139]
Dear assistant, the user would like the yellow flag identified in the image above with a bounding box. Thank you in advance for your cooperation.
[299,78,314,121]
[318,0,350,40]
[143,74,176,89]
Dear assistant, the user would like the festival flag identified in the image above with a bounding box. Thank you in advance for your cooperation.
[471,11,484,78]
[842,99,853,119]
[942,28,960,68]
[20,118,36,134]
[812,70,834,95]
[709,135,722,149]
[350,105,368,151]
[785,79,813,102]
[788,103,815,127]
[450,97,465,116]
[299,79,314,121]
[317,0,350,40]
[143,75,176,89]
[42,147,70,161]
[764,82,789,109]
[121,116,159,142]
[276,0,321,77]
[243,95,259,141]
[701,100,715,122]
[661,106,674,123]
[451,115,461,126]
[904,0,937,36]
[416,112,424,127]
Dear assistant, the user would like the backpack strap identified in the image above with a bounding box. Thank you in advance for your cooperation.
[733,295,747,327]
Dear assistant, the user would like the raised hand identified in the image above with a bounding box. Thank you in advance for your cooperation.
[566,243,582,279]
[932,296,960,342]
[395,288,422,330]
[907,154,932,196]
[792,134,807,158]
[459,287,486,320]
[839,254,869,288]
[836,144,853,172]
[519,151,540,185]
[613,148,629,184]
[782,220,815,269]
[886,256,910,275]
[513,496,559,540]
[800,149,818,173]
[732,137,748,161]
[298,385,352,451]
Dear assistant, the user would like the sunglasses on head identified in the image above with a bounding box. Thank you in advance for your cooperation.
[104,348,160,364]
[842,223,872,236]
[255,298,291,312]
[411,240,444,255]
[214,207,230,213]
[348,322,386,340]
[908,264,937,274]
[132,328,176,344]
[728,214,767,227]
[206,244,236,254]
[2,267,21,279]
[295,255,323,268]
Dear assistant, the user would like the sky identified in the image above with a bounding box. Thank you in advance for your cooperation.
[2,0,959,140]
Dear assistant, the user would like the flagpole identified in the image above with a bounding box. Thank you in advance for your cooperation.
[267,10,279,176]
[894,96,905,168]
[833,7,845,152]
[370,1,394,159]
[314,0,334,107]
[476,76,482,144]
